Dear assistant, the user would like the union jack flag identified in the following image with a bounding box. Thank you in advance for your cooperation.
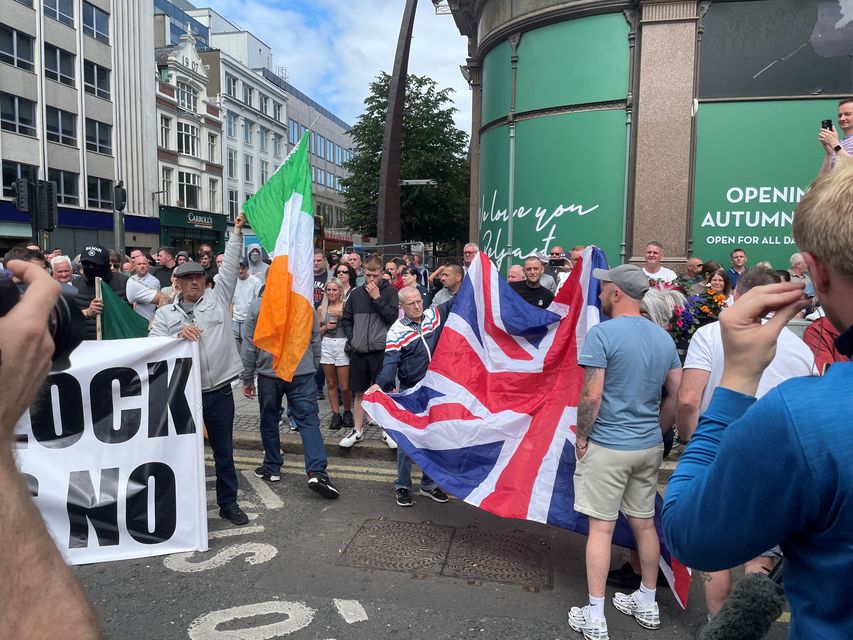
[363,248,692,607]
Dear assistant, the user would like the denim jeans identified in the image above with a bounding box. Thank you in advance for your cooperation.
[395,449,436,491]
[257,373,328,476]
[202,384,239,509]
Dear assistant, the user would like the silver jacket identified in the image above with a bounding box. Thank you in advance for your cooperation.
[150,233,243,390]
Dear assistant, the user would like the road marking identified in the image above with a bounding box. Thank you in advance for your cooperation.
[208,525,265,539]
[189,600,315,639]
[332,599,368,624]
[241,470,284,510]
[212,454,399,477]
[164,542,278,573]
[207,508,259,521]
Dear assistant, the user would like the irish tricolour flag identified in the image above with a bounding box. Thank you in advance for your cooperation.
[242,131,314,381]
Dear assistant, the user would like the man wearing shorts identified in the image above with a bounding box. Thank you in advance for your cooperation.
[339,255,399,448]
[569,264,682,639]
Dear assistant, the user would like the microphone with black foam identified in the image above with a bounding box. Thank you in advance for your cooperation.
[700,572,786,640]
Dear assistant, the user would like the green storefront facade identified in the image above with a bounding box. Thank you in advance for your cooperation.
[452,0,850,271]
[159,206,228,256]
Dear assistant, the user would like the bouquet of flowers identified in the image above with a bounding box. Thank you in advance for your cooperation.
[668,288,728,344]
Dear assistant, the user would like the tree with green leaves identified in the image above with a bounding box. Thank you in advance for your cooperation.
[342,72,470,246]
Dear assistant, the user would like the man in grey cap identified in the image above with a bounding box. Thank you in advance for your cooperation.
[149,213,249,526]
[568,264,682,638]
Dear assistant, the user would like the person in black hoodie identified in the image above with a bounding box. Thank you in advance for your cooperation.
[339,254,398,448]
[73,244,128,340]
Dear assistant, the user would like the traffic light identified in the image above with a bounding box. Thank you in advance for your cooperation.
[36,180,57,231]
[114,182,126,212]
[13,178,31,213]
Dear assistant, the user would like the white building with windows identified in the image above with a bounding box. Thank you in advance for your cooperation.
[154,27,226,255]
[0,0,158,255]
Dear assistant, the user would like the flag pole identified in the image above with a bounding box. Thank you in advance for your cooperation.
[94,277,102,341]
[306,114,321,132]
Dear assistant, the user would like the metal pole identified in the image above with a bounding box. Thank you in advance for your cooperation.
[376,0,418,246]
[505,34,521,276]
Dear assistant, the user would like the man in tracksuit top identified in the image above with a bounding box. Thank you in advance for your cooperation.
[150,213,248,526]
[240,289,340,498]
[339,254,399,448]
[368,286,454,507]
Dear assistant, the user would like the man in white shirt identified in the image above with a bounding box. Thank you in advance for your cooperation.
[126,254,165,321]
[642,242,677,284]
[675,266,816,621]
[232,257,262,348]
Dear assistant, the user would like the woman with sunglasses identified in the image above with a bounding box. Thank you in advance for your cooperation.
[334,263,357,302]
[317,277,352,430]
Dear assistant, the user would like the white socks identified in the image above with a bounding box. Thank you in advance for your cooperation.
[637,582,657,606]
[588,595,605,621]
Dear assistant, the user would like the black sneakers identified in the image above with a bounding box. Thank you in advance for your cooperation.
[254,466,281,482]
[307,471,340,499]
[396,488,413,507]
[606,562,668,589]
[342,410,354,429]
[219,504,249,525]
[329,412,344,430]
[420,487,449,503]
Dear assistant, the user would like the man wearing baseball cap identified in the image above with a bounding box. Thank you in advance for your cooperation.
[568,264,682,638]
[150,213,250,525]
[73,244,128,340]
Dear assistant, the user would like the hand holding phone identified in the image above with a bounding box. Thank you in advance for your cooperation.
[821,119,834,131]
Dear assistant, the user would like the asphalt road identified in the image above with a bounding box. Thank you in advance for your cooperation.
[73,447,791,640]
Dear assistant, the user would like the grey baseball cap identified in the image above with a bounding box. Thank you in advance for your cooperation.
[173,262,205,278]
[593,264,650,300]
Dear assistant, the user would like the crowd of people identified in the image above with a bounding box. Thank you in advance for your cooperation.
[2,161,852,637]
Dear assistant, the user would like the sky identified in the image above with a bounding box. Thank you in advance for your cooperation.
[196,0,473,135]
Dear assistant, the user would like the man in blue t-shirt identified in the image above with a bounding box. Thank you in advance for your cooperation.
[568,264,682,639]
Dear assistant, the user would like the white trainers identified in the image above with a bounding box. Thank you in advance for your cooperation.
[381,430,398,449]
[568,606,609,639]
[612,591,660,630]
[339,429,363,448]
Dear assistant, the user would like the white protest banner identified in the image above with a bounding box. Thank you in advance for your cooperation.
[14,337,208,565]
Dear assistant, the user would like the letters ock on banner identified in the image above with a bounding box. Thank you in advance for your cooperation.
[14,338,208,565]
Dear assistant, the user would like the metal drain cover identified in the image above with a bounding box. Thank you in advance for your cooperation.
[338,519,454,574]
[442,527,552,589]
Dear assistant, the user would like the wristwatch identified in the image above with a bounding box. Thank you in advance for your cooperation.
[834,144,843,153]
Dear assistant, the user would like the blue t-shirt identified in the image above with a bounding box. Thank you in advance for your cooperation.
[578,316,680,451]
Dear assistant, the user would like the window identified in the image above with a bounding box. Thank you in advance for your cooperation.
[208,178,218,212]
[177,171,199,209]
[288,119,299,145]
[161,167,172,205]
[260,160,268,184]
[159,115,171,149]
[85,118,111,154]
[46,107,77,146]
[87,176,112,209]
[0,93,36,136]
[15,0,34,7]
[272,102,282,122]
[226,111,236,138]
[244,154,253,182]
[244,192,253,202]
[273,134,282,157]
[327,172,334,188]
[311,165,316,183]
[48,168,78,205]
[208,133,217,162]
[224,74,237,98]
[176,121,199,156]
[318,168,325,186]
[258,94,268,114]
[0,24,35,72]
[176,81,198,112]
[317,135,325,159]
[242,84,253,106]
[44,44,75,86]
[2,161,37,197]
[83,60,110,99]
[226,148,237,176]
[44,0,74,26]
[259,126,268,151]
[243,119,252,145]
[310,131,316,154]
[327,140,335,163]
[228,188,238,219]
[336,175,342,192]
[82,2,109,43]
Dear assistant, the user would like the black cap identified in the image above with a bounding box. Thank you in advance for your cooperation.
[173,262,205,278]
[80,245,108,266]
